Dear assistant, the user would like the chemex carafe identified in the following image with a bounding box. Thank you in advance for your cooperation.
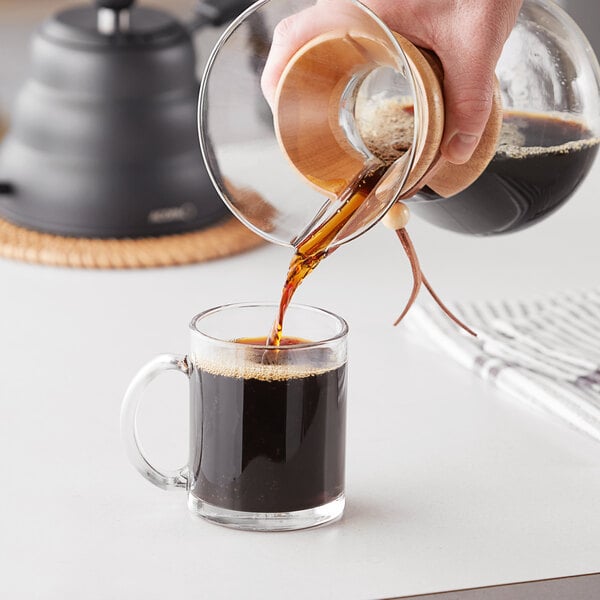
[199,0,600,245]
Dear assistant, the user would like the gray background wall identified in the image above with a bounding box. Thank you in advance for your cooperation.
[558,0,600,54]
[0,0,598,119]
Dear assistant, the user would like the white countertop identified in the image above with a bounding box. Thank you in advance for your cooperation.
[2,2,600,598]
[1,157,600,599]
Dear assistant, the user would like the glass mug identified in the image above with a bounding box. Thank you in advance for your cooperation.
[121,303,348,531]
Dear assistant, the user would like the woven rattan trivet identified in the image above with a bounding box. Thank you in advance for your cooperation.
[0,113,264,268]
[0,216,264,269]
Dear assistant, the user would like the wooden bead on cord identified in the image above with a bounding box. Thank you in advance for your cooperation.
[383,202,410,230]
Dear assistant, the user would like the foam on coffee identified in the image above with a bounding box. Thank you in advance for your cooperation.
[358,98,600,165]
[193,351,342,382]
[406,107,600,234]
[357,98,414,164]
[496,136,600,159]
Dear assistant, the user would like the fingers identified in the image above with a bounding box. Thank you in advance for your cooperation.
[439,52,497,164]
[438,2,522,164]
[366,0,521,166]
[261,2,349,107]
[261,11,317,107]
[261,0,522,167]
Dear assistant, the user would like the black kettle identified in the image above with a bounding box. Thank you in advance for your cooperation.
[0,0,254,238]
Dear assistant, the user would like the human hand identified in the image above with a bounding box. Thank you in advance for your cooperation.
[262,0,523,165]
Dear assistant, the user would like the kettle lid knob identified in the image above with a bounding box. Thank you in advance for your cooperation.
[95,0,135,34]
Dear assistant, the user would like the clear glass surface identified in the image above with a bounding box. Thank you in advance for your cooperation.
[497,0,600,128]
[188,495,346,531]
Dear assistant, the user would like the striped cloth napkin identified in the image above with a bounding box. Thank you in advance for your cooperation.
[405,288,600,442]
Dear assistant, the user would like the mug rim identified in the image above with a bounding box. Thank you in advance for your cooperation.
[189,302,349,349]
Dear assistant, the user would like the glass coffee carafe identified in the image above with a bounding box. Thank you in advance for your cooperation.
[199,0,600,244]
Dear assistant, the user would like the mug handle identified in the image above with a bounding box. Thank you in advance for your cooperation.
[120,354,191,491]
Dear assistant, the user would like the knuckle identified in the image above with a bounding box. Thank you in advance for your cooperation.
[452,95,493,118]
[449,92,493,129]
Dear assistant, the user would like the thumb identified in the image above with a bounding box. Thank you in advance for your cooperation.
[439,52,496,165]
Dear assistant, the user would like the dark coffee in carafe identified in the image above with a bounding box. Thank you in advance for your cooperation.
[413,111,599,234]
[361,106,600,235]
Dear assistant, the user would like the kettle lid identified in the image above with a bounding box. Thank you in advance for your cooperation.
[40,0,189,49]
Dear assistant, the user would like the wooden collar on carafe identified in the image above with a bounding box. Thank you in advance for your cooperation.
[273,30,502,199]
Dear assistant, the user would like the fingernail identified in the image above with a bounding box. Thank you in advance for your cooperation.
[446,133,479,164]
